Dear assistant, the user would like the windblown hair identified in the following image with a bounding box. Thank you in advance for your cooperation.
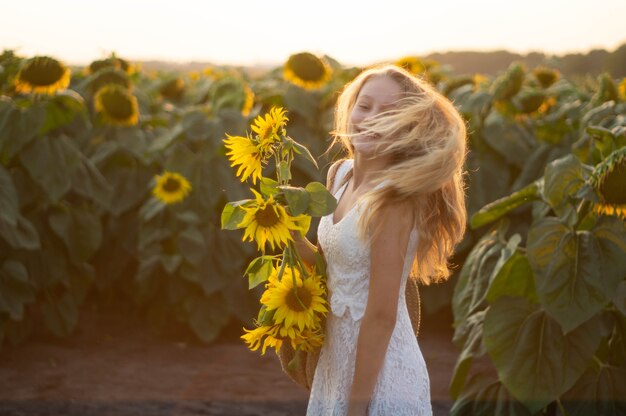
[328,64,468,285]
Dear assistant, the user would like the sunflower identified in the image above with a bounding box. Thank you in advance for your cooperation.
[283,52,332,90]
[238,189,311,251]
[589,147,626,219]
[241,325,280,355]
[14,56,70,95]
[88,56,134,75]
[619,78,626,101]
[395,56,426,74]
[160,77,186,100]
[94,84,140,126]
[260,264,328,332]
[532,66,560,89]
[223,133,264,184]
[251,106,288,152]
[241,322,324,355]
[472,73,490,90]
[241,84,255,117]
[88,67,131,94]
[152,171,192,204]
[491,62,525,102]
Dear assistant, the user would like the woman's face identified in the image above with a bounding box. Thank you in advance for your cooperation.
[350,75,404,156]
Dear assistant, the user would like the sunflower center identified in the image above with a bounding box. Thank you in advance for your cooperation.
[162,177,182,193]
[288,53,325,82]
[599,159,626,204]
[285,287,313,312]
[259,124,273,140]
[101,89,134,120]
[22,57,65,86]
[255,203,280,227]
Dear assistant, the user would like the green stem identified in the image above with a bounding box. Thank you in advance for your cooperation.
[286,243,307,311]
[556,399,568,416]
[574,199,591,229]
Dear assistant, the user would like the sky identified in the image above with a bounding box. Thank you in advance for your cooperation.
[3,0,626,67]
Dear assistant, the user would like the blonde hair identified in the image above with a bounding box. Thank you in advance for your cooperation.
[328,64,468,285]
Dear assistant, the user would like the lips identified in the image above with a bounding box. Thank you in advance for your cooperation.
[355,128,379,139]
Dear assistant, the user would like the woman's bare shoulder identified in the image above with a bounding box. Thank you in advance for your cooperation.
[373,202,414,236]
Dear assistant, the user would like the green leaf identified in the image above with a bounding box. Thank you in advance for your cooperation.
[186,293,230,344]
[449,309,486,400]
[0,260,35,320]
[484,297,602,414]
[486,250,538,304]
[139,197,166,222]
[48,206,103,263]
[465,148,512,218]
[104,161,152,217]
[148,123,185,153]
[483,297,603,414]
[177,227,205,267]
[470,180,541,229]
[561,365,626,416]
[527,216,626,333]
[450,372,533,416]
[41,291,78,337]
[278,160,291,182]
[19,135,81,202]
[182,110,212,141]
[0,214,40,250]
[614,281,626,316]
[542,154,585,217]
[0,164,19,226]
[245,256,276,289]
[221,200,248,230]
[284,84,319,123]
[40,90,88,135]
[305,181,337,216]
[71,153,114,209]
[280,185,310,216]
[0,98,45,162]
[160,254,182,275]
[481,112,534,168]
[452,223,506,327]
[260,176,279,197]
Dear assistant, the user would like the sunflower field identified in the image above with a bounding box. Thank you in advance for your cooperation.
[0,49,625,413]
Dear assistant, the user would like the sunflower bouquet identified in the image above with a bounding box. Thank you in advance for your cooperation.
[221,106,336,370]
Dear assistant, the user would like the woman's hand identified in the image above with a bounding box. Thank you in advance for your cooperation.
[289,230,318,266]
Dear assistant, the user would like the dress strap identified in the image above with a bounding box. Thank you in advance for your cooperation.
[331,159,353,194]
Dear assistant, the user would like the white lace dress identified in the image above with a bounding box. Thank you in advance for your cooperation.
[306,159,432,416]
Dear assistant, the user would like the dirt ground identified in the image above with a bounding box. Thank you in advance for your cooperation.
[0,293,459,416]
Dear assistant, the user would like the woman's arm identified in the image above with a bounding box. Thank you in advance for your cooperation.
[289,160,344,266]
[347,204,413,416]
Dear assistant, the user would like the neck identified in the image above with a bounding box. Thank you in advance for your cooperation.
[351,152,391,189]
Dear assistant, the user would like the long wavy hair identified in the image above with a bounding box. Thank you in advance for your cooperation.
[328,64,468,285]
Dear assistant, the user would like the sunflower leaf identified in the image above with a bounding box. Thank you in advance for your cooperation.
[470,179,542,229]
[305,182,337,217]
[280,186,310,216]
[278,160,291,183]
[484,297,602,413]
[0,164,19,226]
[260,177,279,197]
[221,201,248,230]
[245,256,275,289]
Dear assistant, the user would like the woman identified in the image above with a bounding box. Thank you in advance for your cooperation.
[292,64,468,416]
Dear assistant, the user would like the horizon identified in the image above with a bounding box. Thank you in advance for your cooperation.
[3,0,626,67]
